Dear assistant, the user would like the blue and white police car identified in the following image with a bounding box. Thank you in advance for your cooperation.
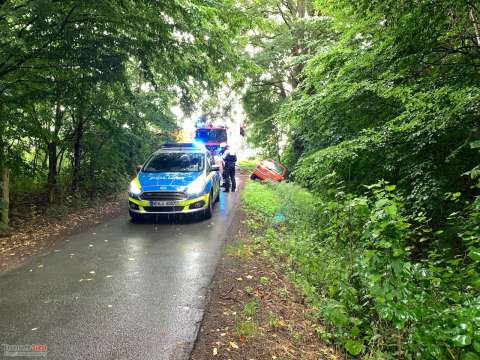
[128,143,221,221]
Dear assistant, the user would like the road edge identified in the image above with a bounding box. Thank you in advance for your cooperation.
[0,194,127,273]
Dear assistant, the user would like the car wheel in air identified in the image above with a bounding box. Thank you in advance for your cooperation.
[250,173,258,180]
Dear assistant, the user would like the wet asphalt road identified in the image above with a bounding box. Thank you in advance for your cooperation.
[0,188,242,360]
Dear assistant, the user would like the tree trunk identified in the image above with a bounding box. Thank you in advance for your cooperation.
[57,145,67,175]
[71,117,84,195]
[0,104,7,228]
[41,150,48,170]
[470,8,480,47]
[48,93,64,204]
[31,142,39,176]
[289,0,307,89]
[1,167,10,227]
[47,142,57,204]
[297,0,305,17]
[89,154,96,199]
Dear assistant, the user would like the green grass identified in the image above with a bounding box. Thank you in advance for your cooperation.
[242,181,313,221]
[241,182,282,218]
[267,310,281,329]
[278,286,289,301]
[234,319,258,337]
[242,300,259,317]
[244,285,254,295]
[225,242,251,258]
[259,276,270,285]
[237,158,258,171]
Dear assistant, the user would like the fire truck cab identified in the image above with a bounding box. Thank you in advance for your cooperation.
[194,125,228,154]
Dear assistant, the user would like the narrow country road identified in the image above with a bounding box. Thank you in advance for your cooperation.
[0,185,243,360]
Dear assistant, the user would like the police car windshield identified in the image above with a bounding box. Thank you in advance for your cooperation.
[143,153,204,173]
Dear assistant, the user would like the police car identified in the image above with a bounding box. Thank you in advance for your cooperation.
[128,143,222,221]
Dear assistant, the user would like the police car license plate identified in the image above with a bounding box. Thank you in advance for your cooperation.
[151,200,177,206]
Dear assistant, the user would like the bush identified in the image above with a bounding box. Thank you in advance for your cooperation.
[242,180,480,358]
[292,87,480,225]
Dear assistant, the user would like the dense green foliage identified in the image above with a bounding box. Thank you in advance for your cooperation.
[241,0,480,220]
[241,3,480,356]
[0,0,244,221]
[239,0,334,159]
[2,0,479,357]
[243,181,480,359]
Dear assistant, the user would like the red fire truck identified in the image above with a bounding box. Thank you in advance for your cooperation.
[194,125,227,154]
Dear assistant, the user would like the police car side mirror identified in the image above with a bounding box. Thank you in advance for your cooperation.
[211,165,220,172]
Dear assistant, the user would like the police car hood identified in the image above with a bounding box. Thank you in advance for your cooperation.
[138,171,203,192]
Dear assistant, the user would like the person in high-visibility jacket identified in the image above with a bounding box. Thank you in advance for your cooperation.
[222,145,237,192]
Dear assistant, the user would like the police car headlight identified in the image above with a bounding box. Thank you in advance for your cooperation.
[186,179,205,198]
[129,180,142,196]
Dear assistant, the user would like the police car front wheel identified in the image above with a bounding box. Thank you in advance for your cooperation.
[203,191,215,219]
[129,210,146,222]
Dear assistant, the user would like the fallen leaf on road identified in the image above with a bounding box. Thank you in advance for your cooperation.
[229,342,239,349]
[213,347,218,356]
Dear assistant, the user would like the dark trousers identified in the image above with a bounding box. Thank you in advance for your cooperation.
[224,168,236,191]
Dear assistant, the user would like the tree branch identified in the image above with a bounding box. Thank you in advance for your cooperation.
[277,3,292,31]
